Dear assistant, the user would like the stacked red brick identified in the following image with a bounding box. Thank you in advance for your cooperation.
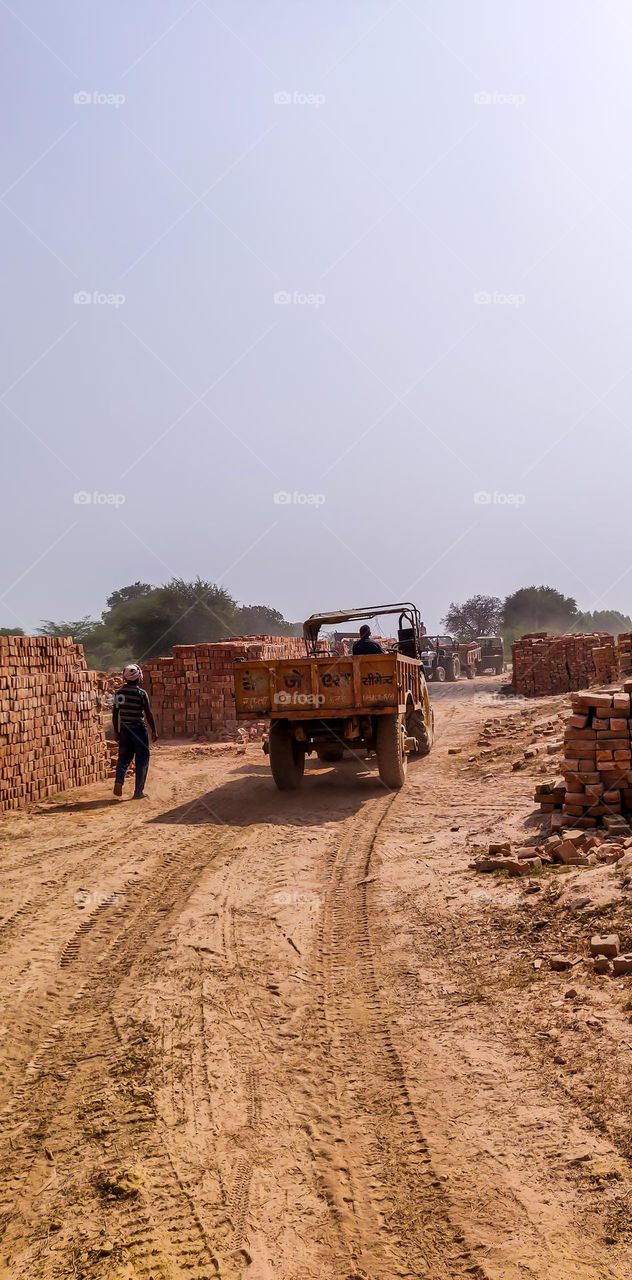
[143,636,305,740]
[561,688,632,830]
[618,633,632,676]
[512,633,617,697]
[0,636,109,813]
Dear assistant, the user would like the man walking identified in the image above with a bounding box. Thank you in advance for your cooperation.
[112,663,157,799]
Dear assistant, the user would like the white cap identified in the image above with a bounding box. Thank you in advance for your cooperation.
[123,663,143,682]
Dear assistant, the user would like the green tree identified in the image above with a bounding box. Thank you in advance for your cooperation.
[441,594,502,640]
[43,579,299,668]
[81,623,130,671]
[101,578,238,660]
[38,617,98,643]
[105,582,154,612]
[235,604,292,636]
[502,586,577,637]
[0,627,25,636]
[575,609,632,636]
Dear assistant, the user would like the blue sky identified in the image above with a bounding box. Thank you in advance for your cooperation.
[2,0,632,632]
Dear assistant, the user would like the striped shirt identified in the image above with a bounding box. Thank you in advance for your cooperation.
[114,683,151,724]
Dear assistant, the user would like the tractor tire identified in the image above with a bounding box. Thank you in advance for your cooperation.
[406,706,433,758]
[433,665,446,683]
[376,713,407,789]
[465,664,475,680]
[317,745,344,763]
[269,721,306,790]
[494,659,504,675]
[445,655,460,681]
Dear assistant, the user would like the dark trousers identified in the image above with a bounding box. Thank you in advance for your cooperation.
[115,722,150,795]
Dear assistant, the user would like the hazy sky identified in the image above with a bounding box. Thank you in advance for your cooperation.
[2,0,632,634]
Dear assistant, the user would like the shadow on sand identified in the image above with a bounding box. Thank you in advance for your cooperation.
[151,756,386,828]
[35,797,119,815]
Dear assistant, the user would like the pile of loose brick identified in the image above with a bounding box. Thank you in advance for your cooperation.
[143,636,305,740]
[0,636,109,813]
[512,632,618,697]
[95,670,122,702]
[534,684,632,833]
[471,828,627,875]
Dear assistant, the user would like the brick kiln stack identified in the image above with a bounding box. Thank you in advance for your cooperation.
[0,636,109,813]
[143,636,305,740]
[512,633,618,697]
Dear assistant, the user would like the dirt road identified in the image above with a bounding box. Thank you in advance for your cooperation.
[1,678,632,1279]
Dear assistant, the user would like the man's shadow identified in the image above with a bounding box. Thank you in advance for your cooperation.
[35,797,118,815]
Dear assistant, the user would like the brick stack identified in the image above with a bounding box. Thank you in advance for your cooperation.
[559,687,632,830]
[592,639,618,683]
[95,670,124,703]
[618,633,632,675]
[0,636,109,813]
[512,633,617,697]
[143,636,305,740]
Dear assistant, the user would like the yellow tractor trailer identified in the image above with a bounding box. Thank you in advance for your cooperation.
[234,603,434,790]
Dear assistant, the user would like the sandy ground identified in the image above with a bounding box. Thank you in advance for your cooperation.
[2,676,632,1280]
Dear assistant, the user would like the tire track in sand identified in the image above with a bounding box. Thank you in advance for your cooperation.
[0,828,237,1278]
[311,790,487,1280]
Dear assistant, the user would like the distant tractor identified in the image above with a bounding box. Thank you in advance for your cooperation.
[476,635,506,675]
[457,640,482,680]
[421,635,457,682]
[421,635,480,682]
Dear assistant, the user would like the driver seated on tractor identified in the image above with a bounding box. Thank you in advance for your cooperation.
[352,625,384,656]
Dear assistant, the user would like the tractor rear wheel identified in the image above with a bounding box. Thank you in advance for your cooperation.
[445,655,460,681]
[376,713,407,788]
[269,721,306,790]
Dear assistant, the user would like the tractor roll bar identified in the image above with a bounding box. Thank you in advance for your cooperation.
[303,602,424,658]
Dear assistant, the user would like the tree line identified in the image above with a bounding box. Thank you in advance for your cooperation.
[442,587,632,643]
[1,581,630,669]
[0,580,298,670]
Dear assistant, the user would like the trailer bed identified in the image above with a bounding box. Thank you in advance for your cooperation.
[234,653,426,718]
